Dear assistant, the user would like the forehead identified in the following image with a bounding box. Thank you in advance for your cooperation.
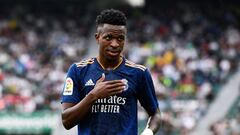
[98,24,127,35]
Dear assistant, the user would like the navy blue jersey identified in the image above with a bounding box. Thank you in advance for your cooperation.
[61,57,158,135]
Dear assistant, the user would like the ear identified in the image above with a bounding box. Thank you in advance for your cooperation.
[95,33,99,43]
[95,33,99,39]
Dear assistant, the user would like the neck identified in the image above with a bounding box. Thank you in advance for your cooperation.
[97,56,123,70]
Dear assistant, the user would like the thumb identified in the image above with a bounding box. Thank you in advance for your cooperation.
[96,73,105,84]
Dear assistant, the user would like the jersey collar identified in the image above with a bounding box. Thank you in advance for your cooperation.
[94,56,125,72]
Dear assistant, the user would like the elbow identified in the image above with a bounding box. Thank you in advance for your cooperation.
[62,120,73,130]
[61,113,74,130]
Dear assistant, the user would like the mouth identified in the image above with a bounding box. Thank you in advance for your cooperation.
[106,47,122,57]
[106,50,120,56]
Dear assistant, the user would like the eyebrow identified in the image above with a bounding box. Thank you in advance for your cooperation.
[103,33,125,37]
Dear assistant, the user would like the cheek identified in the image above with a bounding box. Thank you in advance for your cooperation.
[120,42,125,48]
[99,41,108,48]
[99,41,109,50]
[100,40,109,45]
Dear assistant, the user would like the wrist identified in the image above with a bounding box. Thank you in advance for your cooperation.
[86,92,98,102]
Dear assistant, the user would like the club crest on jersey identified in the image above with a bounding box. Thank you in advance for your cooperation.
[122,79,128,91]
[63,77,73,95]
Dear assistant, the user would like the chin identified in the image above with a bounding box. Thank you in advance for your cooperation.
[106,55,120,61]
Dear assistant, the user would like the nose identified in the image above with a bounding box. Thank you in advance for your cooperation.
[110,39,119,48]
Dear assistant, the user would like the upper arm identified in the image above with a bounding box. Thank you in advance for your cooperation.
[61,64,83,103]
[137,69,159,115]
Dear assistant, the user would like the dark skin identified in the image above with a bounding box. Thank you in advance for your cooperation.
[61,24,161,133]
[95,24,126,68]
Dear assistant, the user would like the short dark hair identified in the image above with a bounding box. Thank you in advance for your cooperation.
[96,9,127,26]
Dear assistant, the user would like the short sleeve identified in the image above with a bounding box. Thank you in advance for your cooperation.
[61,64,83,103]
[137,69,159,115]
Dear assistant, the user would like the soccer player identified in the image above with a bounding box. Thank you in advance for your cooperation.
[61,9,161,135]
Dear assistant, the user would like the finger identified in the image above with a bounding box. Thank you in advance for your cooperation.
[96,73,105,84]
[108,89,124,96]
[107,86,125,94]
[105,80,124,84]
[106,82,125,89]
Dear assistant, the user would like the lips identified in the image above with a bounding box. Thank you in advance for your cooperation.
[106,48,121,57]
[107,50,120,56]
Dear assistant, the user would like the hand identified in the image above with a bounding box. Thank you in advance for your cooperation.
[141,128,153,135]
[90,73,125,99]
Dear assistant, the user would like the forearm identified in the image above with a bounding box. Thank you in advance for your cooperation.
[61,75,125,130]
[62,93,97,129]
[147,109,161,134]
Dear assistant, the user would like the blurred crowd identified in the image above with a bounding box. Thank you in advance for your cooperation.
[210,115,240,135]
[0,5,91,112]
[0,2,239,135]
[209,93,240,135]
[125,3,240,135]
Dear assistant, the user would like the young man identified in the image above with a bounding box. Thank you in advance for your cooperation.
[61,9,161,135]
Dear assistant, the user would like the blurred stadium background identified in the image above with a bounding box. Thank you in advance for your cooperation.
[0,0,239,135]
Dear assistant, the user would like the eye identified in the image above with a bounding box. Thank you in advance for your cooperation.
[104,35,112,41]
[117,36,125,42]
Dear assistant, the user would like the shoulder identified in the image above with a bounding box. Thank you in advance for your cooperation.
[75,58,95,68]
[125,59,147,71]
[67,58,95,73]
[67,58,95,78]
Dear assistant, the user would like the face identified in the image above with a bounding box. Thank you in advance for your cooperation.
[95,24,127,61]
